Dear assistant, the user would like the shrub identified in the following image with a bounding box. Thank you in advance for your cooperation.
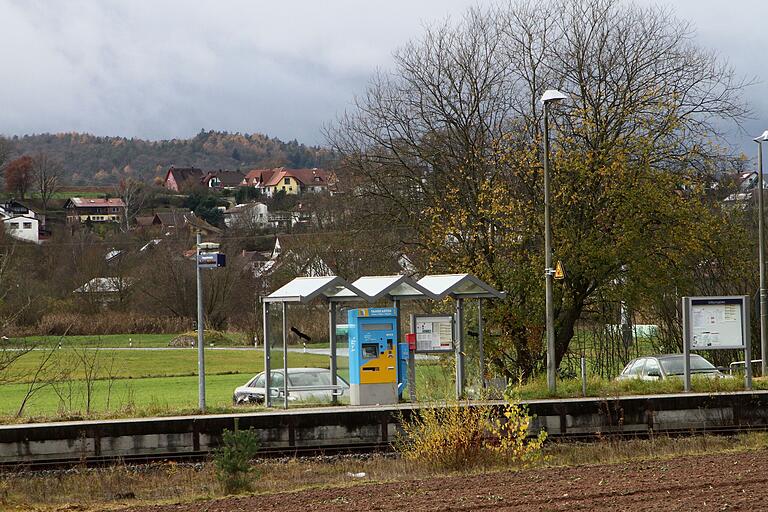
[213,428,260,494]
[488,399,547,466]
[397,397,546,470]
[397,401,491,470]
[35,312,191,336]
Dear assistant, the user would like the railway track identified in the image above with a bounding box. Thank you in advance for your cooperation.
[3,390,768,471]
[6,423,768,472]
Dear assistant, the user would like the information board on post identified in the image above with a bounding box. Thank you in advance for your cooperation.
[689,297,745,350]
[682,295,751,392]
[413,315,454,353]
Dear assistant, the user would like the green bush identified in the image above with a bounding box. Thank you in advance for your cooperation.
[213,428,260,494]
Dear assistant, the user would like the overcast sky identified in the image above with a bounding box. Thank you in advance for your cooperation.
[0,0,766,154]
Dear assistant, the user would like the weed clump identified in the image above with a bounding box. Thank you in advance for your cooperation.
[397,394,546,471]
[397,401,490,470]
[213,428,260,494]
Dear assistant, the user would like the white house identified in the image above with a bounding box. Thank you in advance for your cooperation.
[224,202,269,229]
[0,201,42,244]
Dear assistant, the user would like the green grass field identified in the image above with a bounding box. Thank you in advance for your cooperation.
[2,330,762,423]
[0,348,353,421]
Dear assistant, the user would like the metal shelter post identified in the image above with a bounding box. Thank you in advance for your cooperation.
[455,298,465,399]
[196,232,206,411]
[263,301,271,408]
[328,301,338,404]
[682,297,691,392]
[408,313,417,402]
[393,298,403,402]
[478,299,485,390]
[282,302,289,409]
[745,295,753,390]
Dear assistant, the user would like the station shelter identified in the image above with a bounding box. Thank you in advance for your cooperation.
[261,274,505,408]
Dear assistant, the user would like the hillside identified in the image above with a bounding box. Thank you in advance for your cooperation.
[6,130,335,185]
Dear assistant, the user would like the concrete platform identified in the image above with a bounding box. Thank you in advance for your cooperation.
[2,391,768,466]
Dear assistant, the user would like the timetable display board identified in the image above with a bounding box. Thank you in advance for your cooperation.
[414,315,454,353]
[686,296,747,350]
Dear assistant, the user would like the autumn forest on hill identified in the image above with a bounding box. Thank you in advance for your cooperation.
[6,130,336,185]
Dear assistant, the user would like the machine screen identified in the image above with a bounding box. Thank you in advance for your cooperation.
[362,344,379,358]
[362,323,393,331]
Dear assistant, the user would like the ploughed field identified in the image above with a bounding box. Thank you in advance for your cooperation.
[125,450,766,512]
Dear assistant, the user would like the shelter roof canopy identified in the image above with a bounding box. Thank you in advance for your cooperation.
[329,275,440,302]
[263,276,372,304]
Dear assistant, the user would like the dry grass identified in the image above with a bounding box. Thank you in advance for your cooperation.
[4,433,768,511]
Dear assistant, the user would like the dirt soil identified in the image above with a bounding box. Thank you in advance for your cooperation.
[124,450,768,511]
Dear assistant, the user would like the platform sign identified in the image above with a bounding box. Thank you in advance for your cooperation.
[413,315,454,353]
[686,296,746,350]
[682,295,751,392]
[197,253,226,269]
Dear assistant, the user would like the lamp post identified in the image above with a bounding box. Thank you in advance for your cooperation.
[540,89,567,393]
[755,130,768,377]
[195,238,226,412]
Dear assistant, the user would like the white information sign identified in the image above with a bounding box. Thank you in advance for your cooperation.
[688,297,745,350]
[414,315,454,353]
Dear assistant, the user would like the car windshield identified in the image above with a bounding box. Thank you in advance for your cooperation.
[659,355,716,375]
[288,371,333,387]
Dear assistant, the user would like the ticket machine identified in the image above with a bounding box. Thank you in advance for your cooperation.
[348,307,408,405]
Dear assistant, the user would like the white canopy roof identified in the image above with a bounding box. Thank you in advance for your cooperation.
[330,275,440,302]
[417,274,506,299]
[262,274,504,303]
[263,276,372,304]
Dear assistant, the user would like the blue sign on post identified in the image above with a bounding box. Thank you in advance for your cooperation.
[197,253,226,269]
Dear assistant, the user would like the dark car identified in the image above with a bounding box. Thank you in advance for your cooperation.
[617,354,731,381]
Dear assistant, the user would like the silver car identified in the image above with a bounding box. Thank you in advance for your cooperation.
[617,354,731,381]
[233,367,349,404]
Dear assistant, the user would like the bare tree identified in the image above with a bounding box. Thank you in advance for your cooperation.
[0,137,10,169]
[115,178,147,231]
[31,153,62,215]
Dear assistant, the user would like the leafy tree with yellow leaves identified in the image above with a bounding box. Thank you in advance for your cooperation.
[330,0,753,378]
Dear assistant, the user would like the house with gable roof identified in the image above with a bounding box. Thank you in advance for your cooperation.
[0,200,43,244]
[64,197,126,224]
[163,166,205,192]
[242,167,330,197]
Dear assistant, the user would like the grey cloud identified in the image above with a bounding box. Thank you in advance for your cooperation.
[0,0,765,153]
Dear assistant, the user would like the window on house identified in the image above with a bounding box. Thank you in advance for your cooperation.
[9,223,18,230]
[23,222,32,229]
[284,178,290,185]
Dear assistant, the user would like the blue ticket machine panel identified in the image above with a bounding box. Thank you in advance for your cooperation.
[348,307,399,405]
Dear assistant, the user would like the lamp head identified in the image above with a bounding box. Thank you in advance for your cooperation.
[754,130,768,143]
[540,89,568,104]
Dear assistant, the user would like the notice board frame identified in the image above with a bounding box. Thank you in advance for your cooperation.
[412,314,455,354]
[682,295,751,392]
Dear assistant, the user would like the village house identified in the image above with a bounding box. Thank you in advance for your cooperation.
[135,209,190,230]
[242,167,331,197]
[202,170,245,190]
[223,202,269,229]
[64,197,127,224]
[163,166,204,192]
[0,200,44,244]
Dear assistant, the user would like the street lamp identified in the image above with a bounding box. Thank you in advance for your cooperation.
[755,130,768,377]
[540,89,567,393]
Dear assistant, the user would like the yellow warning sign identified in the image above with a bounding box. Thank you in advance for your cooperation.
[554,261,566,281]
